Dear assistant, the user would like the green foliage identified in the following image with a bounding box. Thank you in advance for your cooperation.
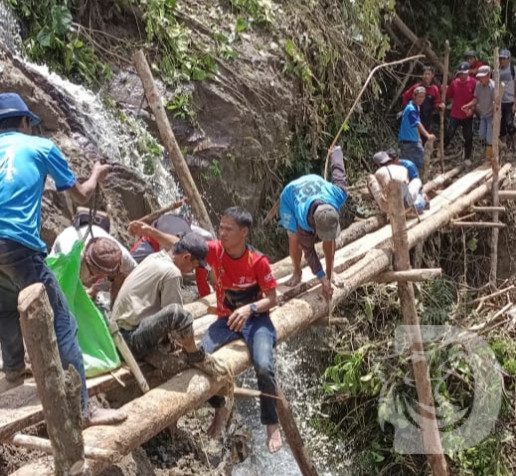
[202,159,222,180]
[166,91,194,119]
[454,436,512,475]
[490,338,516,377]
[7,0,111,85]
[229,0,274,27]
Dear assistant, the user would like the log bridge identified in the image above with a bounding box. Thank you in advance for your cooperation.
[5,163,515,475]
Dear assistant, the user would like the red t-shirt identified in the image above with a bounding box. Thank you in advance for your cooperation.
[206,240,277,317]
[446,76,477,119]
[401,82,442,108]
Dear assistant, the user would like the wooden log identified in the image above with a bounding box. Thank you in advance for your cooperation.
[439,41,450,172]
[451,221,506,229]
[423,164,463,194]
[13,166,511,476]
[471,206,506,213]
[18,284,86,476]
[374,268,442,283]
[276,387,318,476]
[132,50,215,235]
[391,14,445,73]
[386,182,449,476]
[233,386,280,400]
[11,434,118,463]
[499,190,516,199]
[421,137,435,182]
[138,198,186,224]
[490,47,502,289]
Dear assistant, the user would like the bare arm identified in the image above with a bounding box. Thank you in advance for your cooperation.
[67,162,110,205]
[128,221,180,249]
[417,123,435,140]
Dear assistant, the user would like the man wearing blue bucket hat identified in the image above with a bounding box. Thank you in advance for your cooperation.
[0,93,126,425]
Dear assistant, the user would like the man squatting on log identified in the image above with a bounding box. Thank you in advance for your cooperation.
[279,146,348,301]
[133,207,283,454]
[368,149,429,215]
[111,232,210,366]
[0,93,126,425]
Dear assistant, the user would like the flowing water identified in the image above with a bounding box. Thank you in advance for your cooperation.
[1,2,349,473]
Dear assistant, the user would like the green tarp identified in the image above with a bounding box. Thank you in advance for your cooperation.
[46,241,121,377]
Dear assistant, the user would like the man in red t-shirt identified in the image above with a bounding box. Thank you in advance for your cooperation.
[444,62,477,161]
[402,66,444,139]
[465,50,485,77]
[201,206,282,454]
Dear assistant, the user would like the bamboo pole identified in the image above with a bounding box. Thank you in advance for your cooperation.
[18,284,87,476]
[138,198,187,224]
[276,387,318,476]
[11,434,118,463]
[490,47,502,290]
[386,182,449,476]
[132,50,215,235]
[12,166,511,476]
[439,40,450,172]
[451,221,506,229]
[323,54,425,180]
[374,268,442,283]
[499,190,516,199]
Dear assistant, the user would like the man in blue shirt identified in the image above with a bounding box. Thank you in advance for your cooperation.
[399,86,436,170]
[0,93,126,426]
[279,146,347,301]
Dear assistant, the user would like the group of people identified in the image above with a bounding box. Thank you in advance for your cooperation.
[398,49,515,167]
[0,92,353,454]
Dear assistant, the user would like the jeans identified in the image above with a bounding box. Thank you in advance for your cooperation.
[399,141,424,171]
[445,117,473,160]
[202,314,278,425]
[120,303,193,359]
[501,102,514,138]
[479,115,493,145]
[0,239,88,409]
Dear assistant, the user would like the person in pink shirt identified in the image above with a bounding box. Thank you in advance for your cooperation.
[444,62,477,161]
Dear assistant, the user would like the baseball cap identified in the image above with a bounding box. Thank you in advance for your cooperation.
[413,86,426,96]
[456,62,470,75]
[476,65,491,78]
[174,232,209,268]
[464,50,477,58]
[0,93,41,126]
[313,204,340,241]
[84,237,122,275]
[499,49,511,59]
[373,151,392,166]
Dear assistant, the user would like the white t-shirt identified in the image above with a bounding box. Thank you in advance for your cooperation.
[112,250,183,330]
[50,225,136,276]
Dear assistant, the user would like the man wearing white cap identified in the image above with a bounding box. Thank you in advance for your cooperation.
[462,65,495,159]
[279,147,347,301]
[499,49,516,146]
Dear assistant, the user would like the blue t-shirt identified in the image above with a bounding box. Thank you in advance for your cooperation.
[400,159,419,181]
[279,174,347,233]
[398,101,421,142]
[0,131,76,252]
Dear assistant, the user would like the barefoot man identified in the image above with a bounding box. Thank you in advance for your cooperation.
[279,146,347,301]
[201,207,282,453]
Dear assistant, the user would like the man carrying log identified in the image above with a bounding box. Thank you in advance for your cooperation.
[445,62,476,161]
[367,150,428,215]
[279,146,347,301]
[201,207,282,454]
[111,232,209,366]
[0,93,125,425]
[462,65,495,161]
[50,209,137,303]
[402,66,445,142]
[399,86,436,171]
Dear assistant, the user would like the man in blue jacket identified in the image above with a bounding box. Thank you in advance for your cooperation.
[279,146,347,301]
[399,86,436,171]
[0,93,125,425]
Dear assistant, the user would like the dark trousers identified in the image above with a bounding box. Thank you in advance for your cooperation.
[202,314,278,425]
[500,102,514,138]
[120,303,193,359]
[0,239,88,409]
[445,117,473,160]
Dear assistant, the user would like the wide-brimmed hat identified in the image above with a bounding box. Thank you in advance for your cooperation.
[313,204,341,241]
[0,93,40,126]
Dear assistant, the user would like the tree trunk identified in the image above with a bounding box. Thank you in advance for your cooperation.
[18,283,87,476]
[132,50,215,235]
[387,182,449,476]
